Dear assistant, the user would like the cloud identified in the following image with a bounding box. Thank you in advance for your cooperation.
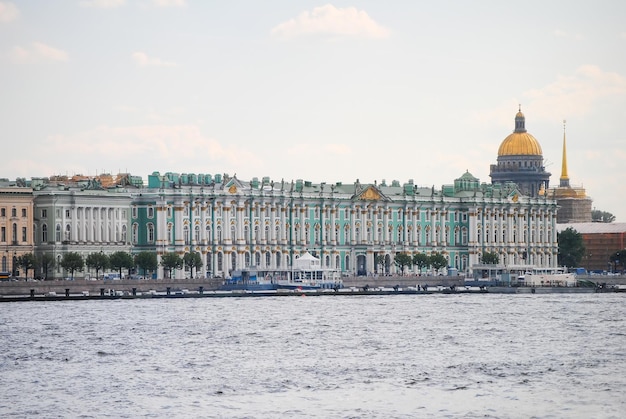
[271,4,390,40]
[0,1,18,22]
[79,0,126,8]
[132,51,177,67]
[553,29,584,41]
[524,65,626,119]
[474,65,626,127]
[152,0,186,7]
[11,42,68,63]
[36,124,261,176]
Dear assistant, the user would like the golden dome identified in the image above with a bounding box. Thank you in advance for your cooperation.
[498,132,543,156]
[497,107,543,156]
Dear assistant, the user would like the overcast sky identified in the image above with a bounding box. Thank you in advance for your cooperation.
[1,1,625,221]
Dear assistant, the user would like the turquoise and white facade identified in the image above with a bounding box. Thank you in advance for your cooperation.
[130,171,559,279]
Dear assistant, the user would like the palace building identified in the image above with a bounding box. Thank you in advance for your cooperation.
[31,174,136,280]
[130,171,558,279]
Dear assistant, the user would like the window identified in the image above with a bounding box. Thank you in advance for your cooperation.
[1,208,4,217]
[132,207,137,218]
[147,223,155,243]
[22,227,27,242]
[12,208,17,217]
[194,225,200,243]
[55,224,61,242]
[1,226,5,242]
[42,224,48,243]
[167,206,172,218]
[22,208,27,217]
[183,225,189,245]
[12,223,17,242]
[147,206,154,218]
[65,209,70,218]
[132,223,138,244]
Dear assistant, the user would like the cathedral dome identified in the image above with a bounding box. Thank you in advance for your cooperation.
[498,132,543,156]
[497,108,543,156]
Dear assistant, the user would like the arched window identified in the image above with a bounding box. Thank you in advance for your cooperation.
[147,223,154,243]
[42,224,48,243]
[183,225,189,245]
[266,252,271,267]
[194,225,200,243]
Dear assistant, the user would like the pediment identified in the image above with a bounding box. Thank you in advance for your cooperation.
[353,185,390,201]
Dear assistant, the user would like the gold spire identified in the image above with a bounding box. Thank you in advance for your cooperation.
[559,119,570,187]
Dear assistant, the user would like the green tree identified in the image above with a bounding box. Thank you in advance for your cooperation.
[481,251,500,265]
[16,253,36,279]
[109,251,134,279]
[86,252,110,280]
[557,227,586,268]
[161,252,182,279]
[60,252,84,280]
[412,252,430,274]
[36,253,55,280]
[429,252,448,273]
[592,210,615,223]
[394,253,412,275]
[183,251,203,278]
[134,251,158,278]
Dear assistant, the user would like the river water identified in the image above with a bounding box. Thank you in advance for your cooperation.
[1,293,624,418]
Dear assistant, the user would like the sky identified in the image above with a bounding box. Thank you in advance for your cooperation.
[1,1,625,221]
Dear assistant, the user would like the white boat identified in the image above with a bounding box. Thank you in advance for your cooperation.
[518,268,576,287]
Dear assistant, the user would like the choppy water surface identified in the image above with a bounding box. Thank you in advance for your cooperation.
[1,294,625,418]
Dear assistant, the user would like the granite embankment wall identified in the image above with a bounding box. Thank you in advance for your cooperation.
[0,278,223,296]
[2,275,623,297]
[0,275,464,296]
